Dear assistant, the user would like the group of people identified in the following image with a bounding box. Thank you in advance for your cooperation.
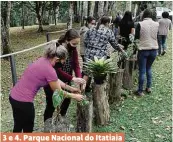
[9,8,172,132]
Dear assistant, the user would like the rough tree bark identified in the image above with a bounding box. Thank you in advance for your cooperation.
[22,2,25,29]
[97,1,104,19]
[35,2,43,32]
[1,1,11,55]
[92,82,110,125]
[134,3,138,17]
[108,69,124,104]
[76,92,93,132]
[53,1,60,25]
[89,1,95,17]
[94,1,98,19]
[67,2,74,30]
[122,59,136,90]
[104,1,109,16]
[126,1,132,11]
[83,1,88,18]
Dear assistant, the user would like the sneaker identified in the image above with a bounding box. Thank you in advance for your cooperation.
[134,91,144,97]
[161,51,166,56]
[145,88,151,94]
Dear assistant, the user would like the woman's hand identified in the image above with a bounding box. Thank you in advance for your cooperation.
[71,93,84,101]
[72,77,86,85]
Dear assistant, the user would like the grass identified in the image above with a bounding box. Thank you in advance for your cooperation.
[1,24,172,142]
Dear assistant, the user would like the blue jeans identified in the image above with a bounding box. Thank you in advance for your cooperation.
[137,50,157,93]
[157,35,167,55]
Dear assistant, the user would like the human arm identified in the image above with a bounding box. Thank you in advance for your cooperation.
[72,48,82,78]
[108,30,127,57]
[48,80,83,101]
[169,20,172,30]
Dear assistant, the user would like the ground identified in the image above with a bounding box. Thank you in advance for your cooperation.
[1,24,172,142]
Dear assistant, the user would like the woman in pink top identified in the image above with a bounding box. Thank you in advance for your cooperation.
[9,43,84,132]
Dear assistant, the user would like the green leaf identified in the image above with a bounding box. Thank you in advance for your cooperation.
[52,89,64,108]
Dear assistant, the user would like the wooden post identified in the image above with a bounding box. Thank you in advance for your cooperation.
[92,82,110,125]
[122,59,136,90]
[108,69,124,104]
[76,92,93,132]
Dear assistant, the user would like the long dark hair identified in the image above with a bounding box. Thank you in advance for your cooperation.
[96,16,111,30]
[120,11,133,25]
[58,29,80,44]
[85,16,95,27]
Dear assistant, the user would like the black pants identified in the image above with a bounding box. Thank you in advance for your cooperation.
[43,85,71,122]
[9,96,35,132]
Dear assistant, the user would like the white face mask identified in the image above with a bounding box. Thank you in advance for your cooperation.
[88,24,95,28]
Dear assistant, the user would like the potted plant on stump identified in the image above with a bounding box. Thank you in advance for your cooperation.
[84,56,116,125]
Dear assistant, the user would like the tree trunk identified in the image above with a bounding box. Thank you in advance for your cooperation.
[122,59,136,90]
[22,2,24,29]
[97,1,104,19]
[1,1,11,55]
[134,3,138,17]
[92,82,110,125]
[76,92,93,132]
[94,2,98,19]
[126,1,132,11]
[108,69,124,104]
[89,1,95,17]
[35,2,43,32]
[53,2,60,25]
[104,1,109,16]
[67,2,73,30]
[83,1,88,18]
[80,1,84,26]
[112,2,116,19]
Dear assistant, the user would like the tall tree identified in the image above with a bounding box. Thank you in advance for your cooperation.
[1,1,12,55]
[53,1,60,25]
[22,2,25,29]
[104,1,109,16]
[126,1,132,11]
[98,1,104,19]
[67,1,74,29]
[89,1,95,17]
[83,1,88,18]
[25,2,48,32]
[80,1,84,26]
[35,2,43,32]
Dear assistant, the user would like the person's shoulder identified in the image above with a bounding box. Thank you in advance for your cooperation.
[167,19,172,23]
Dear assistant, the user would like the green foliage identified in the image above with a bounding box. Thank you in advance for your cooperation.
[126,39,139,58]
[52,89,64,108]
[59,1,69,22]
[84,56,117,78]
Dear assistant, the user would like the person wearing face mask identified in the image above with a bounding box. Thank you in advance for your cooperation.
[43,29,86,122]
[83,16,128,91]
[9,42,84,132]
[80,16,96,62]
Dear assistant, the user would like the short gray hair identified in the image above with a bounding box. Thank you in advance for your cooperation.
[45,41,68,59]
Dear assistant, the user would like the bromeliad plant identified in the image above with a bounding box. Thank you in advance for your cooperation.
[84,56,117,84]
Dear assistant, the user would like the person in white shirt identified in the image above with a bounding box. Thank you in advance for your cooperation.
[158,11,172,55]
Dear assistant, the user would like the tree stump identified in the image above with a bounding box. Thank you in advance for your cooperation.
[44,112,74,132]
[92,82,110,125]
[122,59,136,90]
[76,92,93,132]
[108,69,124,104]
